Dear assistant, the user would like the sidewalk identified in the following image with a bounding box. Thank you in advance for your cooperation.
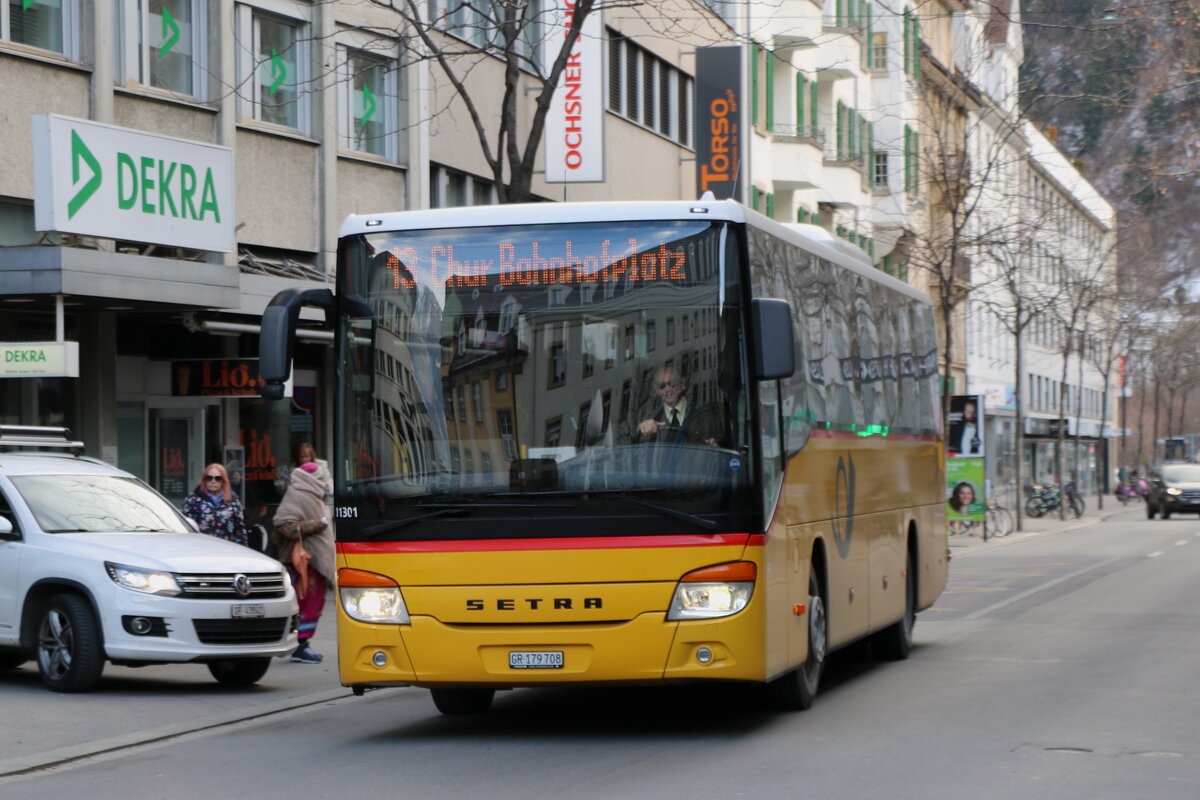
[948,500,1132,557]
[0,591,392,778]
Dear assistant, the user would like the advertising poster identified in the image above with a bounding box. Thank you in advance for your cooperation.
[947,394,985,457]
[947,457,985,535]
[694,46,743,201]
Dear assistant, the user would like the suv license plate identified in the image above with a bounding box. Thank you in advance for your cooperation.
[231,604,265,618]
[509,650,564,669]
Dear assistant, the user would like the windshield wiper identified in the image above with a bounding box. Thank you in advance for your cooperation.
[611,494,718,532]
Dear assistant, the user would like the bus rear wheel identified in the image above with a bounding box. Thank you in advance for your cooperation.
[767,569,826,711]
[431,687,495,715]
[872,550,915,661]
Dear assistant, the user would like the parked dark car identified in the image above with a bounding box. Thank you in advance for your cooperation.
[1146,463,1200,519]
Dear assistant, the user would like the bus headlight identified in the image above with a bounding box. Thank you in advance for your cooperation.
[667,561,756,621]
[338,568,410,624]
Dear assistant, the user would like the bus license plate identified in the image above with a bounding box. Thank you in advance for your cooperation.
[509,650,564,669]
[231,604,265,618]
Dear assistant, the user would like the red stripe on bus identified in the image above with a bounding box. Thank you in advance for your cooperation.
[338,533,766,555]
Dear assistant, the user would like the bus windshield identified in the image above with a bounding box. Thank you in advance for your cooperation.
[335,220,758,541]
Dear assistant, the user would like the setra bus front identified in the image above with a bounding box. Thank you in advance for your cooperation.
[321,203,791,713]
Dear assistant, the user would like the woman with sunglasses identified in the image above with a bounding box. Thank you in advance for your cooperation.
[181,463,249,546]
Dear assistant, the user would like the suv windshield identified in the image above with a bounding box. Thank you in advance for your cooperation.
[12,475,189,533]
[335,219,757,540]
[1161,465,1200,483]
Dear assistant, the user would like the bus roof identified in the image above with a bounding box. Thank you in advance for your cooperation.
[341,199,931,305]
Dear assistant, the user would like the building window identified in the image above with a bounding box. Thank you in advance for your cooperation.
[495,370,508,391]
[549,342,566,387]
[120,0,206,98]
[472,382,483,423]
[237,5,311,132]
[544,417,561,447]
[497,410,516,461]
[607,28,693,148]
[457,385,467,422]
[871,31,888,70]
[576,402,591,448]
[339,47,404,161]
[3,0,79,57]
[431,164,496,208]
[646,320,657,352]
[873,151,889,189]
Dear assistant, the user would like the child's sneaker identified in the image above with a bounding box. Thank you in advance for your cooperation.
[290,644,323,663]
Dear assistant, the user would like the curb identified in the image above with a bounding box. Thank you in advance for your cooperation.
[949,507,1130,558]
[0,686,387,778]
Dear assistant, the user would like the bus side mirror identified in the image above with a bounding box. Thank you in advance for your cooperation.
[259,288,334,401]
[751,298,795,380]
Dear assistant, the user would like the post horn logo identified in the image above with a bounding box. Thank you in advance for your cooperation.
[831,455,856,559]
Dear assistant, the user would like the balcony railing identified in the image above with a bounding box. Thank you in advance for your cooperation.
[771,123,825,143]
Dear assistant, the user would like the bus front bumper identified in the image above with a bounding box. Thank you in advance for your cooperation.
[336,610,766,688]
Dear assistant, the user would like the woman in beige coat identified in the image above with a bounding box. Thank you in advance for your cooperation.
[273,462,336,664]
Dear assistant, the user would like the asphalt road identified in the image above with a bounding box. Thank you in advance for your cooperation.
[5,508,1200,799]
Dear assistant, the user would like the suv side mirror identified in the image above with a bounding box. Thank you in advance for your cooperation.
[0,515,15,538]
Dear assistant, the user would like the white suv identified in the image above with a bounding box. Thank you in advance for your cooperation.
[0,426,298,692]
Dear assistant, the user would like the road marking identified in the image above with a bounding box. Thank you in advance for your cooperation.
[1176,540,1189,547]
[961,555,1125,621]
[1147,551,1164,558]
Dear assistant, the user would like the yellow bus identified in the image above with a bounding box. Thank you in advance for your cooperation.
[260,199,947,714]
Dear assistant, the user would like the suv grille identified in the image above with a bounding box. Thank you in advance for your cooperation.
[176,572,287,599]
[194,618,289,645]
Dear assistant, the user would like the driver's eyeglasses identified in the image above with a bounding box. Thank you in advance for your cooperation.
[656,380,681,389]
[205,474,224,482]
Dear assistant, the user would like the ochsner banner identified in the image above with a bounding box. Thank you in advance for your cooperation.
[542,2,603,183]
[695,46,743,200]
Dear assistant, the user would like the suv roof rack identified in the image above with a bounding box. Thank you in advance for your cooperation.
[0,425,86,455]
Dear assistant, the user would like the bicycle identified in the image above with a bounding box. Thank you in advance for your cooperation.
[985,500,1014,538]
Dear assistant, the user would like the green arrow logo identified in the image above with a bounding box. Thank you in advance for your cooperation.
[67,130,102,219]
[360,83,376,124]
[268,49,286,95]
[22,0,37,10]
[161,7,180,57]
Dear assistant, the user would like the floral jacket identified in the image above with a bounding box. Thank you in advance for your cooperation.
[182,490,248,546]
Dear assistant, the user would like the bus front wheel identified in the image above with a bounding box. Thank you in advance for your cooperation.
[767,569,826,711]
[431,687,495,715]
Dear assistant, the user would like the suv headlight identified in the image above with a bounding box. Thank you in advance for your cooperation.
[1166,487,1183,496]
[338,568,410,624]
[105,562,182,596]
[667,561,756,621]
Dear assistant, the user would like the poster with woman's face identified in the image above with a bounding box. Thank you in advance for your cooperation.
[946,457,985,521]
[947,394,985,457]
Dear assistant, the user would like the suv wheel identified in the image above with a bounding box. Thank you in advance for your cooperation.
[36,594,105,692]
[208,657,271,686]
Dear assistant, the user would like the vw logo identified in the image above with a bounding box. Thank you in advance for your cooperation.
[232,574,252,598]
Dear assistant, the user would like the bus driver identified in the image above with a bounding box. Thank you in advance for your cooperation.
[634,365,723,447]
